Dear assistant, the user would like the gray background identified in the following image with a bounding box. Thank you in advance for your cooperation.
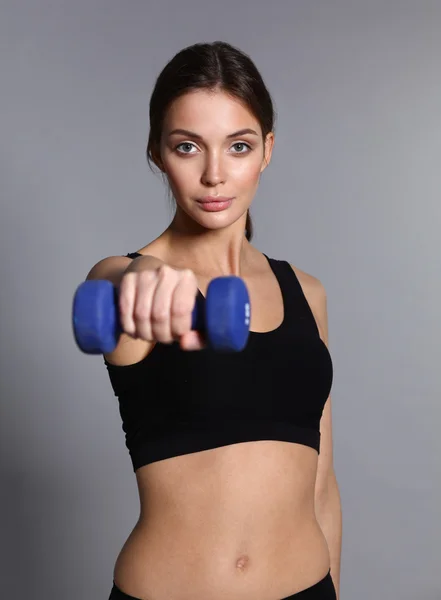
[1,1,440,598]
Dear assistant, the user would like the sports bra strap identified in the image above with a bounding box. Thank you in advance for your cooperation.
[262,255,320,337]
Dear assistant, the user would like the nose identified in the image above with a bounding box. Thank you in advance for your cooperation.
[201,153,226,187]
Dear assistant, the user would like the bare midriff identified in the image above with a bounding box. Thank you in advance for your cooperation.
[113,439,330,600]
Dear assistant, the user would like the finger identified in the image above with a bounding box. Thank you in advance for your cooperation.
[170,269,198,339]
[179,330,206,351]
[133,270,157,340]
[150,265,177,343]
[119,272,138,336]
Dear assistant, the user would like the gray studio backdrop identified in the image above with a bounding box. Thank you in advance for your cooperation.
[1,1,440,598]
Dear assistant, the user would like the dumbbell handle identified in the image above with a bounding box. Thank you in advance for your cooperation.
[72,277,250,354]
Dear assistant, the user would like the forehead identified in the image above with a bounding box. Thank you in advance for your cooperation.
[163,90,260,134]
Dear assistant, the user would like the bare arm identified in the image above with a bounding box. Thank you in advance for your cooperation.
[306,276,343,599]
[315,396,342,599]
[85,253,164,285]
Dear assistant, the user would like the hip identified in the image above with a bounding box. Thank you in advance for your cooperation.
[110,570,336,600]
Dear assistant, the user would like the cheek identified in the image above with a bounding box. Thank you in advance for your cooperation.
[162,156,198,186]
[233,161,262,188]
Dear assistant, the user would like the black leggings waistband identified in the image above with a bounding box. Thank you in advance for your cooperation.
[109,570,336,599]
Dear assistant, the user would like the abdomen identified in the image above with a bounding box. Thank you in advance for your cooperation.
[113,440,331,600]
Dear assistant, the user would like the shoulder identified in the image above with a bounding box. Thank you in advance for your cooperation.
[84,239,163,284]
[289,262,328,344]
[258,251,326,301]
[289,263,325,296]
[87,237,168,276]
[85,255,133,284]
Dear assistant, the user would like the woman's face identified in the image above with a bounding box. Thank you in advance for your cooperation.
[157,89,274,232]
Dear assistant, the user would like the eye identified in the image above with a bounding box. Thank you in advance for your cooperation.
[175,142,198,154]
[231,142,252,154]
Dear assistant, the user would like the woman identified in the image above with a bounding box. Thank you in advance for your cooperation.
[87,41,342,600]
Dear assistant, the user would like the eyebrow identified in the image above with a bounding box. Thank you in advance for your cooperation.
[168,128,259,140]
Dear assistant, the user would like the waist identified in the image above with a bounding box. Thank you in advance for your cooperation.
[115,512,329,600]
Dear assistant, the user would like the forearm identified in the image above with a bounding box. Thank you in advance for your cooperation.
[315,475,342,599]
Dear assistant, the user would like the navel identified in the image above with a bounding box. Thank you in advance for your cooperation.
[235,554,250,571]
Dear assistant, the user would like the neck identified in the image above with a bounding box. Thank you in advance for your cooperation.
[164,211,250,277]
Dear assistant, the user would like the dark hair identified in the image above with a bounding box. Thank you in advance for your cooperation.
[146,41,276,242]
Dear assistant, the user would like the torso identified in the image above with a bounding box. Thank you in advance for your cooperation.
[108,239,331,600]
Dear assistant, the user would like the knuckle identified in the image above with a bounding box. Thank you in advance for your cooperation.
[134,304,150,321]
[157,263,172,278]
[180,268,194,279]
[151,326,172,344]
[172,319,190,337]
[151,308,168,324]
[140,268,156,278]
[121,320,135,335]
[121,271,135,284]
[139,330,154,342]
[139,270,156,285]
[172,301,191,318]
[180,269,197,286]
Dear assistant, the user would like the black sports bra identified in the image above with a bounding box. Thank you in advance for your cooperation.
[103,252,333,472]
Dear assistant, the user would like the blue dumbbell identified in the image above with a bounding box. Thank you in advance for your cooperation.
[72,277,251,354]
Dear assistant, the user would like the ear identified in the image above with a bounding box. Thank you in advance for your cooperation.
[261,132,275,172]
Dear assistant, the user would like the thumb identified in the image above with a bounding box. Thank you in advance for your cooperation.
[179,330,206,351]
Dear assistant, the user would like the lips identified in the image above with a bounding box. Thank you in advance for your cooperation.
[198,196,234,203]
[196,197,234,212]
